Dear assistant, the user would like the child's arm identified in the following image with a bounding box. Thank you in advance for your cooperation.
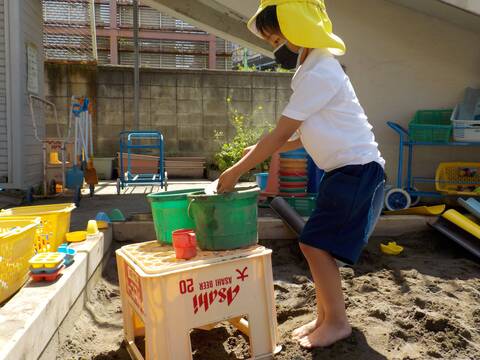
[243,138,302,158]
[217,116,301,193]
[279,138,303,153]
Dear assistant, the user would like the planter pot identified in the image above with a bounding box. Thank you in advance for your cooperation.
[165,157,206,178]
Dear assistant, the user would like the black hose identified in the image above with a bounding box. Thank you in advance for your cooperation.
[270,197,306,236]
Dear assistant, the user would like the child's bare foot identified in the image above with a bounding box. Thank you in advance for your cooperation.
[298,320,352,348]
[292,319,322,340]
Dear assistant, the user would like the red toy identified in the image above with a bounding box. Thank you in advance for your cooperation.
[30,265,65,282]
[172,229,197,260]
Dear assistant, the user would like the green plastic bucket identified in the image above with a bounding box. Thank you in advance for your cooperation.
[187,187,260,251]
[147,188,203,244]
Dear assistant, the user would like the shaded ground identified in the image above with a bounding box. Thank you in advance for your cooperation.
[56,231,480,360]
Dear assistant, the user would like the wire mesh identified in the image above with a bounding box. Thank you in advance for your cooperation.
[43,0,237,69]
[43,0,98,63]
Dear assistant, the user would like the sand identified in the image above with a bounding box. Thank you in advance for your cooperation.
[56,231,480,360]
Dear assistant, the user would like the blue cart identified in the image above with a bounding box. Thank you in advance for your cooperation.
[386,121,480,210]
[116,131,167,194]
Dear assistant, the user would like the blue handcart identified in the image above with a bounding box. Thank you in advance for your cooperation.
[116,131,168,194]
[386,121,480,210]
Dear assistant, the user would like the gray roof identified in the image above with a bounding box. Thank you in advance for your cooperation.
[143,0,480,55]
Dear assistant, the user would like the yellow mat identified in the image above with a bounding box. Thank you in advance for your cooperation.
[384,205,446,216]
[442,209,480,240]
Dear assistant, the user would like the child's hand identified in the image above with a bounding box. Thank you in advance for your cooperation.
[217,167,241,193]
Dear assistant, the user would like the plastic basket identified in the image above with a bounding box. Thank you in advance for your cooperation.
[435,162,480,196]
[0,203,76,252]
[451,105,480,142]
[0,218,40,303]
[408,110,453,143]
[283,195,317,217]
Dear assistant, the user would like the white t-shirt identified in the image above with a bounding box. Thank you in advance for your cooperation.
[282,49,385,172]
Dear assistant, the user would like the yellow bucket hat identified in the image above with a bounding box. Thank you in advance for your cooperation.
[247,0,346,56]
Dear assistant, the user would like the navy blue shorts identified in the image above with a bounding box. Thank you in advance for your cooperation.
[300,161,385,265]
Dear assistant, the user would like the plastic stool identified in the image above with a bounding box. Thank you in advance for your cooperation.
[116,242,279,360]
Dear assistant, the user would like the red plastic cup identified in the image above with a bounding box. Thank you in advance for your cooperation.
[172,229,197,260]
[279,170,308,177]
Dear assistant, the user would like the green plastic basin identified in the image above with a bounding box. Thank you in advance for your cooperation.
[187,187,260,251]
[147,188,203,244]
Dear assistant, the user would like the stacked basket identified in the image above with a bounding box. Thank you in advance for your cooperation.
[279,149,309,197]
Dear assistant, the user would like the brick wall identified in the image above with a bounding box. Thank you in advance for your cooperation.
[45,64,293,162]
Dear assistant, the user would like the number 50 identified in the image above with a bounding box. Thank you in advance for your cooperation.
[179,279,194,294]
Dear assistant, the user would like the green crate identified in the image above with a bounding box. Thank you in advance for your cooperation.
[283,195,317,217]
[408,109,453,143]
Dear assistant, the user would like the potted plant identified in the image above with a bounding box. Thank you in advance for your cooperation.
[213,98,273,180]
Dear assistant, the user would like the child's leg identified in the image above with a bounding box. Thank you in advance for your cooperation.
[291,261,325,339]
[297,243,351,348]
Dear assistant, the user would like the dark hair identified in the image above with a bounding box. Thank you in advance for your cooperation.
[255,6,281,38]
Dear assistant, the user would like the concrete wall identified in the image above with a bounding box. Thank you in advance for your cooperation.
[328,0,480,185]
[45,65,291,160]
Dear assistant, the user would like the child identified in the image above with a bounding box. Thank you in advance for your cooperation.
[217,0,385,349]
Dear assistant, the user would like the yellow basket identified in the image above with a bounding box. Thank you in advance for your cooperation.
[0,218,40,303]
[435,162,480,196]
[0,203,76,252]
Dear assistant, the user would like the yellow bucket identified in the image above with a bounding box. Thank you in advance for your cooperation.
[0,218,40,303]
[65,231,87,243]
[0,203,76,252]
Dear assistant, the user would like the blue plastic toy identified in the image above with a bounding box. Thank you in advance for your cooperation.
[459,198,480,220]
[58,244,76,267]
[256,173,269,190]
[95,211,111,224]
